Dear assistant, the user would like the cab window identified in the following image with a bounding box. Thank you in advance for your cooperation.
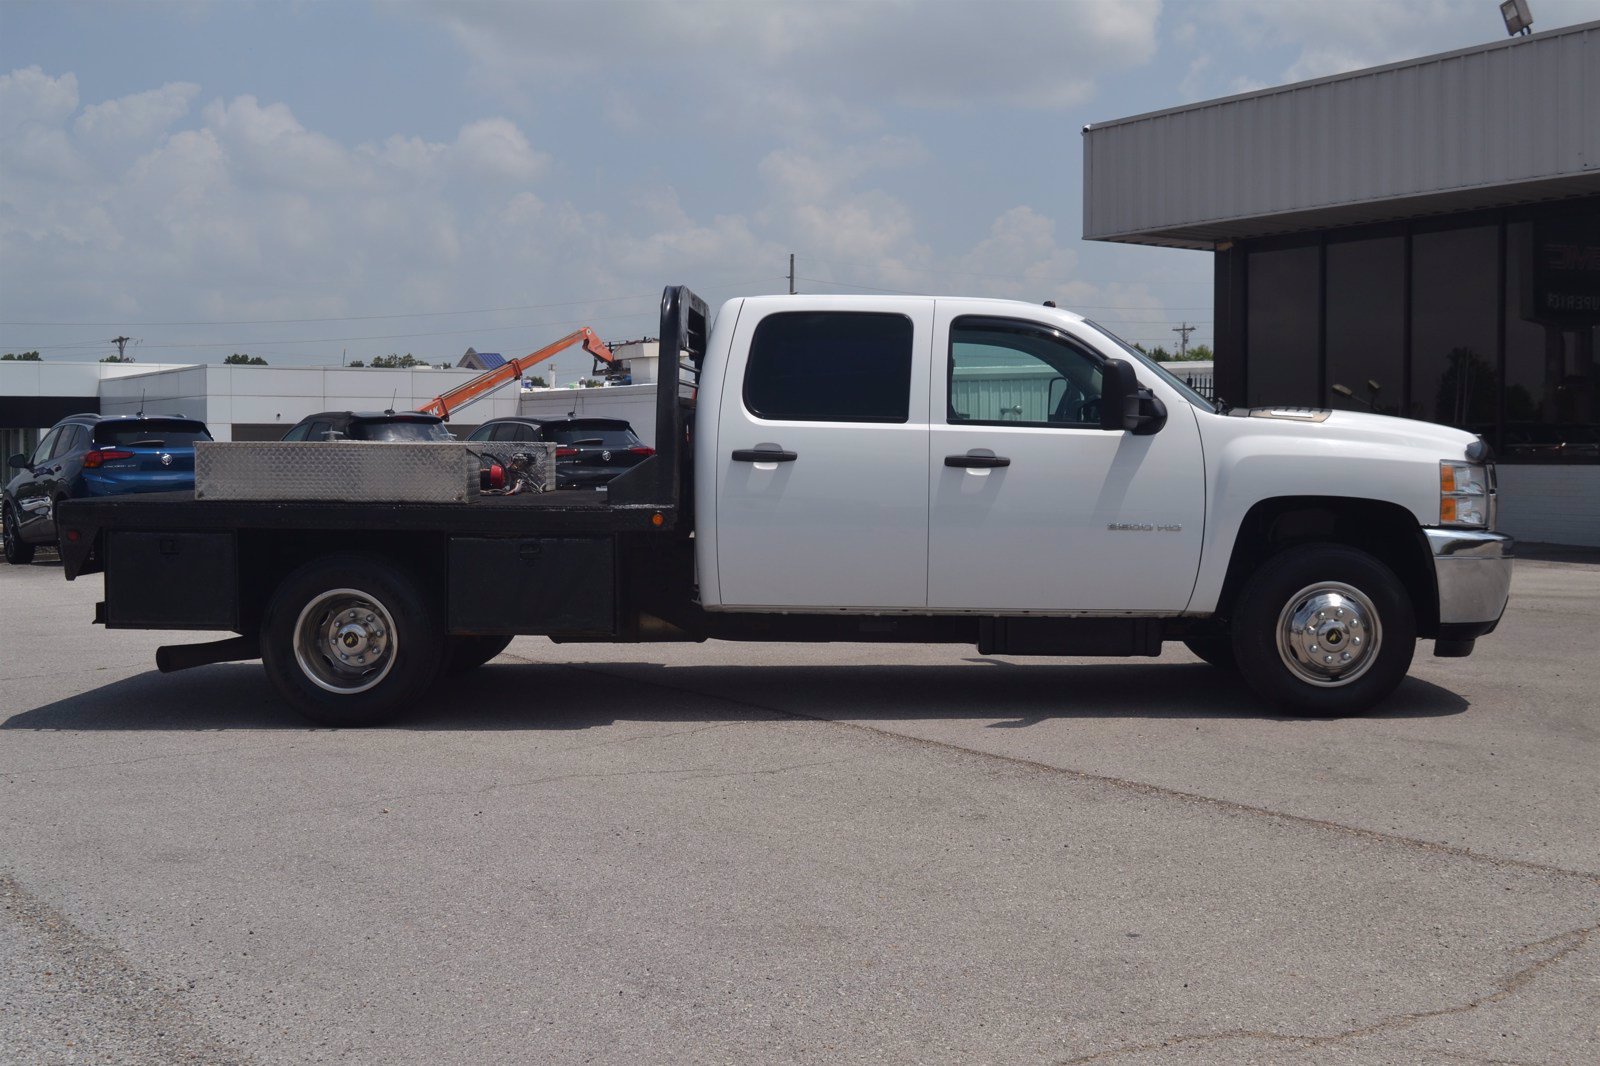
[949,317,1103,427]
[744,311,913,423]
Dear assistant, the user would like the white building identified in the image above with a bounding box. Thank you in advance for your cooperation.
[1,360,528,459]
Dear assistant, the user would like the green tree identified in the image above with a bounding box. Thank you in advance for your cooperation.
[1172,343,1212,362]
[524,374,546,387]
[1,351,42,361]
[223,353,268,365]
[101,355,134,363]
[348,359,365,367]
[369,352,426,368]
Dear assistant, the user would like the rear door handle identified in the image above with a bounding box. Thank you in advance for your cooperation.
[732,448,797,463]
[944,454,1010,468]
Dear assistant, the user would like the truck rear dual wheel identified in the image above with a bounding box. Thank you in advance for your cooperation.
[261,555,445,727]
[1232,544,1415,717]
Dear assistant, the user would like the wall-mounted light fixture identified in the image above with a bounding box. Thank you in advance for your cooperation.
[1500,0,1533,36]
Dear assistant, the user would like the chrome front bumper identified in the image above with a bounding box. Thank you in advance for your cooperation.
[1426,529,1514,626]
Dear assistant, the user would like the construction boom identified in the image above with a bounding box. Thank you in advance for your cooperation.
[418,327,618,421]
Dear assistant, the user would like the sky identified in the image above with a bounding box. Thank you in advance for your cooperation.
[3,0,1596,382]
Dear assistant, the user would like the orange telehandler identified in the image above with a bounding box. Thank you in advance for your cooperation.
[417,326,621,421]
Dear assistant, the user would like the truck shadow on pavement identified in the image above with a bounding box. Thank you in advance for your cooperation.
[5,658,1469,731]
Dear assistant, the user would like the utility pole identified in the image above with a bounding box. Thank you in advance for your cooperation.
[111,335,131,360]
[1171,322,1195,359]
[788,253,796,295]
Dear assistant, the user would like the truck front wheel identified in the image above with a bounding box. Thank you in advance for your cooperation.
[262,555,444,727]
[1232,544,1415,716]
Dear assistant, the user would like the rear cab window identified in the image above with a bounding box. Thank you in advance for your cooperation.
[743,312,914,423]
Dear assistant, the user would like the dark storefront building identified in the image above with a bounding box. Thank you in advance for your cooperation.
[1224,200,1597,459]
[1084,21,1600,546]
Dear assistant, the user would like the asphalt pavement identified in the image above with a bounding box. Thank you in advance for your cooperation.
[1,553,1596,1064]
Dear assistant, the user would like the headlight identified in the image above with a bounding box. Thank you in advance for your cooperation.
[1440,460,1491,528]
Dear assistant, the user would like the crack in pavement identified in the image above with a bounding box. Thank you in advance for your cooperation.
[1054,924,1596,1064]
[552,661,1600,886]
[1,871,256,1066]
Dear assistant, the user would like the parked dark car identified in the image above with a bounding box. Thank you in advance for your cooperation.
[466,417,654,489]
[4,413,213,564]
[280,410,453,442]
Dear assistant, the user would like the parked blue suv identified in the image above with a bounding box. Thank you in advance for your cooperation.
[4,413,213,564]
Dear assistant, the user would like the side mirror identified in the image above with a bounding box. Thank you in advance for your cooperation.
[1099,359,1168,436]
[8,453,30,471]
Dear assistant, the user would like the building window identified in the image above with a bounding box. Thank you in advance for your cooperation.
[744,311,913,423]
[1409,224,1499,432]
[1325,234,1404,415]
[1246,244,1320,407]
[1504,213,1600,462]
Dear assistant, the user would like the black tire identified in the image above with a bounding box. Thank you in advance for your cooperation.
[261,554,445,727]
[1232,544,1415,717]
[1182,636,1237,670]
[3,502,35,565]
[444,634,514,676]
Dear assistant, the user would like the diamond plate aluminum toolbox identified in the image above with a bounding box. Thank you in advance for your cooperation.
[195,442,485,503]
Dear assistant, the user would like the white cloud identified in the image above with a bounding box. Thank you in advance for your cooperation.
[961,206,1081,295]
[452,118,548,183]
[758,135,927,204]
[201,95,365,192]
[424,0,1162,130]
[0,66,78,134]
[74,82,200,145]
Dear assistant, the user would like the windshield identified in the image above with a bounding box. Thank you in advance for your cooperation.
[94,420,213,447]
[1080,320,1216,413]
[354,420,451,442]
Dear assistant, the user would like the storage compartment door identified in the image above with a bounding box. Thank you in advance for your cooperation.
[105,532,238,629]
[448,537,615,635]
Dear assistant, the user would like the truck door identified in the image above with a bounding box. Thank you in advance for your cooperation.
[927,309,1205,613]
[714,300,933,609]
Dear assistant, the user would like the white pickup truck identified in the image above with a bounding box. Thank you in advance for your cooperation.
[55,286,1512,725]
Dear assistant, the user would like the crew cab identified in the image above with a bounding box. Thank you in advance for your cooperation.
[55,286,1512,726]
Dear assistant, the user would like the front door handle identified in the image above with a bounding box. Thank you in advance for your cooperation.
[944,454,1010,468]
[732,448,797,463]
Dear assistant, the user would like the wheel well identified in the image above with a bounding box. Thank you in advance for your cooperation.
[236,529,448,634]
[1217,497,1439,637]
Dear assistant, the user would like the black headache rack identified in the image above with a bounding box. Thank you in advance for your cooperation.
[603,285,708,512]
[56,285,712,580]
